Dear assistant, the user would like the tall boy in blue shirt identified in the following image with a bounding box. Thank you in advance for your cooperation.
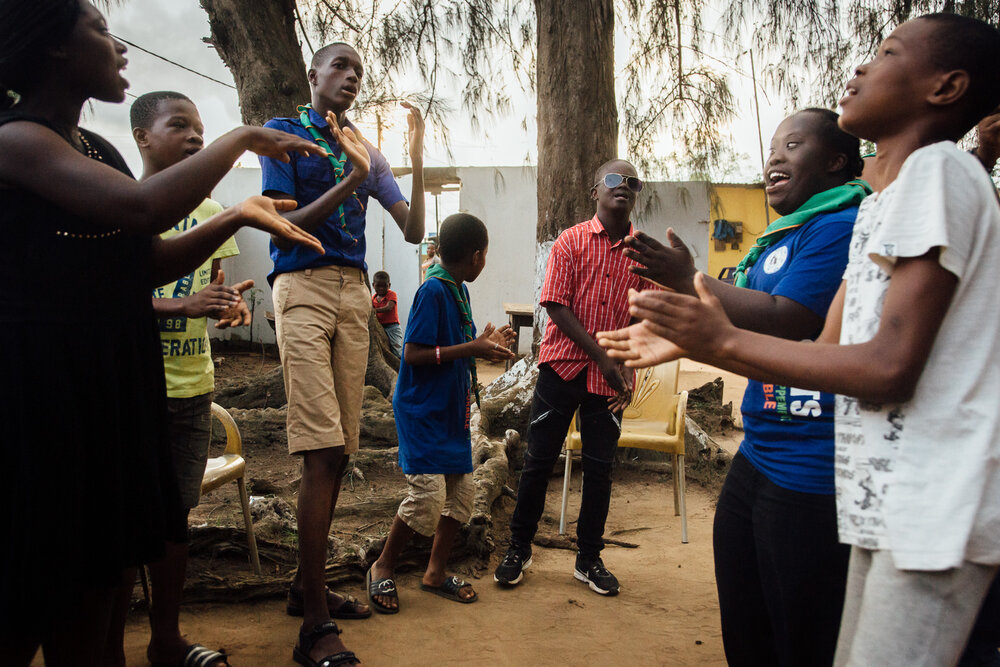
[260,42,426,665]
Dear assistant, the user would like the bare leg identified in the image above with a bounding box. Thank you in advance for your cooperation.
[297,447,357,662]
[290,455,368,615]
[422,517,475,600]
[371,515,417,611]
[103,567,136,667]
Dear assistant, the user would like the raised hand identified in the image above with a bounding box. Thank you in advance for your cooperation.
[624,228,697,293]
[229,196,325,255]
[213,270,255,329]
[327,111,371,180]
[401,101,425,167]
[239,126,328,163]
[488,324,516,349]
[975,106,1000,171]
[474,323,515,362]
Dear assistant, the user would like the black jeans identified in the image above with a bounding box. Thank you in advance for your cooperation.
[509,364,621,559]
[713,451,850,667]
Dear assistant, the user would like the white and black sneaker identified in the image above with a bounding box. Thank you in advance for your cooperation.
[494,547,533,586]
[574,555,620,595]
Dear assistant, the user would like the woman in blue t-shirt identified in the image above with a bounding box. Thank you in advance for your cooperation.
[622,109,868,666]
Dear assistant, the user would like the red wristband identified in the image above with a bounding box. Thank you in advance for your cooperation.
[436,346,441,364]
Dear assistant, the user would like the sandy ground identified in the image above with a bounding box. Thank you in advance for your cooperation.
[116,476,726,666]
[33,360,747,666]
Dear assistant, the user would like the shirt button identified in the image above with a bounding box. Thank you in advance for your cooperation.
[601,301,607,305]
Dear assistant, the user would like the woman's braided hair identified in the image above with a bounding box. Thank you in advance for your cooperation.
[0,0,82,110]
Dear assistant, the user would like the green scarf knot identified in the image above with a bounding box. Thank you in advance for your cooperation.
[425,263,480,407]
[733,179,871,288]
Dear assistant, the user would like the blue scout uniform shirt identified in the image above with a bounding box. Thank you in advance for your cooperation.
[738,208,857,494]
[260,107,406,283]
[393,278,477,475]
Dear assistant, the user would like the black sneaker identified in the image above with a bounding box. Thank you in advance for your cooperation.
[494,547,533,586]
[574,555,620,595]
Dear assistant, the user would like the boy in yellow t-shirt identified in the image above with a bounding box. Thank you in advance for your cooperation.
[129,91,251,667]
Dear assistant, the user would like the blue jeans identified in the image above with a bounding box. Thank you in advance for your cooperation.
[508,364,621,559]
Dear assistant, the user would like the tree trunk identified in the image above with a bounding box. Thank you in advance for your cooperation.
[200,0,311,125]
[534,0,617,243]
[532,0,618,345]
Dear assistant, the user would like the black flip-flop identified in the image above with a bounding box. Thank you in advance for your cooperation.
[420,575,478,604]
[366,564,400,614]
[293,621,359,667]
[150,643,229,667]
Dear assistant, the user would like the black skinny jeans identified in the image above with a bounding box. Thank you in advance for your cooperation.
[509,364,622,559]
[713,451,850,667]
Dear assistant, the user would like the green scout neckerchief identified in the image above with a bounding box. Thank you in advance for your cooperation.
[425,263,481,407]
[296,104,365,246]
[734,179,872,287]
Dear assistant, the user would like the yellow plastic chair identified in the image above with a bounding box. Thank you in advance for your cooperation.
[558,361,690,543]
[202,402,261,574]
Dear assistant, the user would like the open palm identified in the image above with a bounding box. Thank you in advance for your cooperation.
[232,196,324,254]
[598,321,687,368]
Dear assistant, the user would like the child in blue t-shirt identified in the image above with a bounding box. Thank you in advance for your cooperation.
[366,213,514,614]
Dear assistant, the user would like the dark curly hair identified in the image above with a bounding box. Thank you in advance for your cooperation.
[799,108,865,179]
[0,0,82,110]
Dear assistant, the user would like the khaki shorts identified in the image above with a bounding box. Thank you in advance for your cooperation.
[273,265,371,454]
[397,473,475,536]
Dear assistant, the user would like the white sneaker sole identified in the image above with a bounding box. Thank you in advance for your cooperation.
[574,568,620,596]
[494,556,533,586]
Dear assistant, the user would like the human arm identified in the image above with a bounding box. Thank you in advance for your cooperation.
[403,323,515,365]
[624,228,825,339]
[150,197,322,286]
[372,296,396,314]
[546,302,632,411]
[601,257,954,404]
[0,122,326,235]
[387,102,426,244]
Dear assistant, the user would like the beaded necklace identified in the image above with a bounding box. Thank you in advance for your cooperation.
[54,130,121,240]
[296,104,365,247]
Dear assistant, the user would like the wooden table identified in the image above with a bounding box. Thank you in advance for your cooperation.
[503,302,534,370]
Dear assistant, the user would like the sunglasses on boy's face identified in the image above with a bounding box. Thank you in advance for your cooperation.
[594,173,644,193]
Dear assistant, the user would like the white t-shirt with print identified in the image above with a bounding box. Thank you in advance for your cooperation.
[836,141,1000,571]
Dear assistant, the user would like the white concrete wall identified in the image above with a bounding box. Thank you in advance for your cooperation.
[457,166,539,353]
[205,167,712,352]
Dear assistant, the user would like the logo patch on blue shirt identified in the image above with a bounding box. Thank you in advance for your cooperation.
[763,246,789,274]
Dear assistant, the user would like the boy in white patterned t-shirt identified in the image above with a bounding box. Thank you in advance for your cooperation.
[598,14,1000,667]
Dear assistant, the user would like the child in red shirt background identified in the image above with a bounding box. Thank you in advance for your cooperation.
[373,270,402,357]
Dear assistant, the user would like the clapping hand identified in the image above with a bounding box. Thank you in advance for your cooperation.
[623,228,697,293]
[213,270,254,329]
[474,323,515,362]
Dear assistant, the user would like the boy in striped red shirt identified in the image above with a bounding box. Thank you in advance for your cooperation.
[494,159,649,595]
